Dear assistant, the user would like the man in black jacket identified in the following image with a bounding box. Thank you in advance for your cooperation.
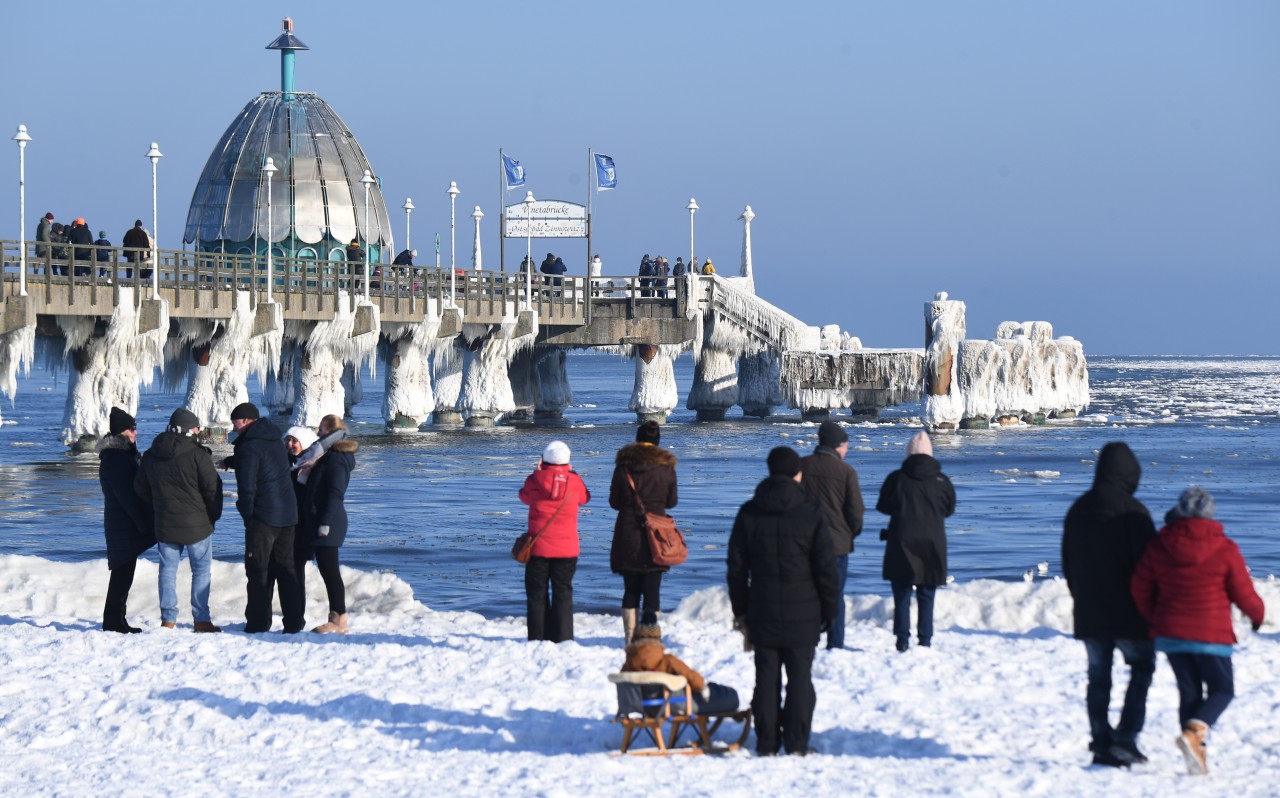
[801,420,864,649]
[1062,441,1157,768]
[728,447,839,756]
[228,402,303,633]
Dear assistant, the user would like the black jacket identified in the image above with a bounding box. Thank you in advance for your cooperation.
[134,431,222,545]
[230,417,299,528]
[300,435,358,547]
[877,453,955,586]
[727,475,840,648]
[1062,442,1157,639]
[98,435,154,568]
[69,223,94,260]
[122,225,148,262]
[800,446,864,555]
[609,442,678,573]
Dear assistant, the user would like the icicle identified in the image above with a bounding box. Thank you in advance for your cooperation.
[629,344,680,422]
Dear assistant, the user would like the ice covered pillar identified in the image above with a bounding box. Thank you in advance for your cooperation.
[630,344,679,423]
[922,292,965,430]
[181,291,282,439]
[0,306,35,428]
[431,338,465,424]
[292,294,378,427]
[459,321,534,426]
[533,346,572,419]
[381,320,439,431]
[262,338,299,417]
[737,350,783,418]
[57,289,168,450]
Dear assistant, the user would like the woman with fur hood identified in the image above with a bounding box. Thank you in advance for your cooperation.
[609,421,678,644]
[97,407,154,633]
[622,612,739,713]
[295,415,359,634]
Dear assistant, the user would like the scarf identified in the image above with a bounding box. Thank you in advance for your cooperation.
[294,429,345,485]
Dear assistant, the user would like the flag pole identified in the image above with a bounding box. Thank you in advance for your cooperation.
[499,148,505,274]
[587,148,593,272]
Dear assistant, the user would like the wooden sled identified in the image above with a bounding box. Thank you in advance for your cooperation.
[609,672,752,756]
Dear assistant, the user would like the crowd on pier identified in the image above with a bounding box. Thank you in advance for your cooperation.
[33,211,155,277]
[94,408,1265,769]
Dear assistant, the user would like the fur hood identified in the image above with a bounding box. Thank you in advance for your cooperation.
[96,434,135,454]
[615,442,676,469]
[330,438,359,455]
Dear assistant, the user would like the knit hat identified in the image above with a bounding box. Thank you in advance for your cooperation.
[542,440,571,465]
[108,407,136,436]
[45,212,54,220]
[818,420,848,447]
[134,220,144,227]
[284,425,318,450]
[634,611,661,640]
[636,420,661,446]
[767,446,801,477]
[1172,486,1216,520]
[98,230,106,238]
[230,402,260,421]
[906,430,933,457]
[168,408,199,433]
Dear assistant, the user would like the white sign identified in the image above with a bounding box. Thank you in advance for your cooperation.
[504,200,588,239]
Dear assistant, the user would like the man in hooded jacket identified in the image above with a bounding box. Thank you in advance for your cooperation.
[728,446,839,756]
[801,420,864,649]
[1062,441,1157,767]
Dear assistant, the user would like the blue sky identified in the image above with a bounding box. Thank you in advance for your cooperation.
[5,1,1277,354]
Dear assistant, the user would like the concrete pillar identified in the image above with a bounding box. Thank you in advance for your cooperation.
[507,347,537,422]
[0,306,35,428]
[341,362,363,416]
[922,292,966,430]
[262,338,299,417]
[431,338,465,424]
[629,344,679,423]
[292,293,378,428]
[180,292,281,440]
[534,346,572,419]
[737,350,783,418]
[459,324,533,426]
[381,323,435,431]
[687,346,737,421]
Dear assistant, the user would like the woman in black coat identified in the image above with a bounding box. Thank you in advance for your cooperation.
[97,408,154,633]
[877,431,955,652]
[609,420,678,644]
[296,415,358,634]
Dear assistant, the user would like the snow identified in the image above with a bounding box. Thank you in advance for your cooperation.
[1,554,1276,797]
[0,317,34,426]
[629,344,680,419]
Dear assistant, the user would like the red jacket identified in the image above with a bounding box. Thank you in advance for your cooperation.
[1131,517,1265,645]
[519,465,589,558]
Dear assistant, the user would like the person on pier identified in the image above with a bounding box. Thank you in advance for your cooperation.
[97,408,154,633]
[609,421,678,644]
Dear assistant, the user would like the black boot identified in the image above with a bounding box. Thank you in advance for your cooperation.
[103,562,142,633]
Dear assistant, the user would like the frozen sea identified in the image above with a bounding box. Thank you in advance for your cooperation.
[0,351,1277,797]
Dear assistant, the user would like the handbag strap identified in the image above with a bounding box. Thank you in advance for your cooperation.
[528,488,572,545]
[624,470,652,517]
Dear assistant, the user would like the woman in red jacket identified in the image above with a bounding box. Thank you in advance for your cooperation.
[519,441,590,642]
[1131,486,1266,776]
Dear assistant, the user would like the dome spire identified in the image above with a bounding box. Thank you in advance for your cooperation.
[265,17,309,97]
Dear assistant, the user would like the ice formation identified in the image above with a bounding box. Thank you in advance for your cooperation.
[0,320,35,426]
[685,314,743,420]
[780,347,924,418]
[507,348,537,419]
[262,338,299,417]
[458,319,536,426]
[179,293,281,434]
[381,318,441,430]
[533,346,572,418]
[736,350,784,418]
[430,338,465,423]
[292,294,378,427]
[923,294,967,429]
[55,289,168,446]
[628,344,680,421]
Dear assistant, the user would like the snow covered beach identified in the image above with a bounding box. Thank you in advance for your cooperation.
[2,555,1275,797]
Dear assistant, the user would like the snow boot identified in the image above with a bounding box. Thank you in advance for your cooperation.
[313,611,349,634]
[1109,740,1147,765]
[1177,719,1209,775]
[622,608,638,646]
[193,621,222,633]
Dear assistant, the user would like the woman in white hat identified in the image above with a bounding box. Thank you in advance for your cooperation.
[518,440,590,642]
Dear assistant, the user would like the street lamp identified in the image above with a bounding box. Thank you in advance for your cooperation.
[360,169,375,299]
[263,157,278,302]
[687,197,698,273]
[523,190,535,306]
[13,125,31,297]
[402,197,414,251]
[147,142,163,294]
[447,180,459,304]
[471,205,484,271]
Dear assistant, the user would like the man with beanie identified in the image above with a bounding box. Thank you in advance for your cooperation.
[135,408,223,632]
[1062,441,1158,767]
[98,407,153,632]
[228,402,304,633]
[36,212,54,258]
[727,446,839,755]
[801,420,864,649]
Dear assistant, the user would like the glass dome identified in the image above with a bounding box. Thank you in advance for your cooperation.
[183,91,391,252]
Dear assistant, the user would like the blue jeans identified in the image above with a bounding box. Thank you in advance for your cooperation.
[1082,637,1155,752]
[157,538,213,623]
[891,580,936,648]
[827,553,849,649]
[1166,652,1234,728]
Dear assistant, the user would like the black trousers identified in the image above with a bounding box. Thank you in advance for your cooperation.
[103,557,138,627]
[525,556,577,642]
[620,571,662,613]
[752,644,817,755]
[297,546,347,615]
[244,519,303,632]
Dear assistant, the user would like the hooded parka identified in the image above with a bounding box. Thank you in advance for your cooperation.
[98,435,154,568]
[519,463,590,559]
[877,453,955,586]
[609,442,678,573]
[230,417,298,529]
[1061,442,1157,639]
[134,431,223,545]
[299,434,359,547]
[800,445,864,555]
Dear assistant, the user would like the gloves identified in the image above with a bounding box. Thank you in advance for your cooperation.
[318,525,330,537]
[879,528,888,541]
[732,616,746,633]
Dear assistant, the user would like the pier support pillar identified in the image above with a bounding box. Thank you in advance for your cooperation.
[263,338,299,417]
[459,322,534,426]
[381,321,437,431]
[533,346,572,419]
[431,338,464,425]
[182,294,281,440]
[737,350,783,419]
[507,348,536,422]
[923,292,966,431]
[0,299,35,427]
[292,294,378,428]
[630,344,679,424]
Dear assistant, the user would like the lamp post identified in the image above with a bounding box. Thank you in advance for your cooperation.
[687,197,698,273]
[263,157,278,302]
[402,197,414,251]
[523,190,535,306]
[471,206,484,271]
[147,142,163,294]
[13,125,31,297]
[360,169,375,299]
[447,180,459,304]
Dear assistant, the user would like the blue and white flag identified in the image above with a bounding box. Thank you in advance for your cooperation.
[594,153,617,191]
[502,153,525,189]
